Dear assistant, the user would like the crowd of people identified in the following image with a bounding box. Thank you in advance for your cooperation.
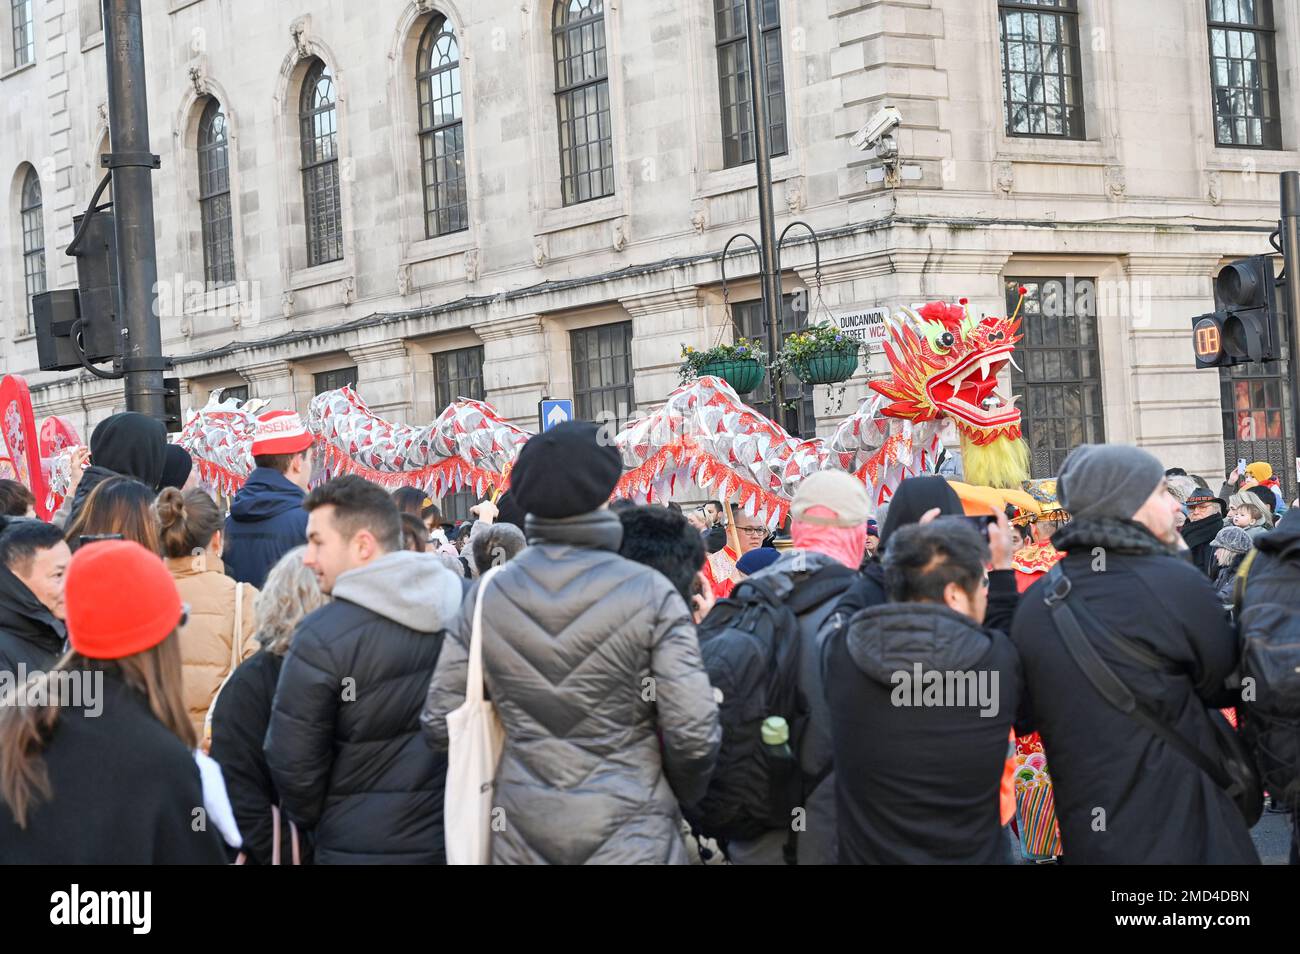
[0,407,1296,865]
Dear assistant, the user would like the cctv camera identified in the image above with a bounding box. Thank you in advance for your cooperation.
[851,105,902,152]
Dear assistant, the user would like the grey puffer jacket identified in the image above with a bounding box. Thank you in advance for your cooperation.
[421,509,721,865]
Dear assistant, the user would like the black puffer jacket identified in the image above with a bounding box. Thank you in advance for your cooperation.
[0,668,227,864]
[210,649,312,865]
[264,551,463,864]
[1010,517,1259,864]
[827,602,1022,864]
[422,509,720,865]
[0,565,65,674]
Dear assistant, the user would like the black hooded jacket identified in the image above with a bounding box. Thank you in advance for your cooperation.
[827,602,1023,864]
[1010,517,1258,864]
[265,551,464,864]
[0,564,65,674]
[66,412,168,527]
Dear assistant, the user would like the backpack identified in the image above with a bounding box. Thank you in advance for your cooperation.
[684,563,854,845]
[1234,547,1300,809]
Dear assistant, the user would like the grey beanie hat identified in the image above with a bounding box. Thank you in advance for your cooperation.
[1211,525,1252,554]
[1057,444,1166,522]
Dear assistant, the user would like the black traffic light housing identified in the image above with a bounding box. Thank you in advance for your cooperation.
[1192,254,1282,368]
[34,206,122,373]
[163,377,183,433]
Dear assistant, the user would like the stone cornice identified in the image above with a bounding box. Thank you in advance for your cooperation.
[1123,253,1229,277]
[619,288,701,317]
[346,340,410,364]
[239,359,294,383]
[471,314,545,342]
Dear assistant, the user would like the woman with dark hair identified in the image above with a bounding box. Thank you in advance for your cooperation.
[0,540,227,863]
[210,546,327,864]
[391,486,426,518]
[156,487,259,741]
[64,476,162,554]
[0,479,35,518]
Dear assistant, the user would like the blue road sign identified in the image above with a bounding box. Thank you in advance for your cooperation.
[540,399,574,432]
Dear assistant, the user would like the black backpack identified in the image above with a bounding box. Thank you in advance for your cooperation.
[1234,548,1300,809]
[685,564,853,844]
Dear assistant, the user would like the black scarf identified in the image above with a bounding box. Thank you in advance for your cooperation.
[1052,516,1175,557]
[1180,514,1224,551]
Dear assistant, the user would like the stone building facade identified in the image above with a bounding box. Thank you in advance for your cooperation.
[3,0,1298,509]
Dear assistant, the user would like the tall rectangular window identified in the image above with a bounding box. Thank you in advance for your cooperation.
[715,0,787,168]
[20,168,44,335]
[433,345,485,408]
[1207,0,1281,149]
[736,296,815,439]
[417,15,468,237]
[1006,277,1105,477]
[12,0,33,67]
[198,100,236,286]
[300,60,344,266]
[571,322,635,431]
[553,0,615,206]
[1221,318,1292,500]
[314,366,358,395]
[999,0,1085,139]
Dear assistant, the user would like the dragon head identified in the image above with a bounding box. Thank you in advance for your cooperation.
[870,300,1029,488]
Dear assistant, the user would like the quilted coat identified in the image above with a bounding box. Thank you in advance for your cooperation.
[167,555,259,739]
[421,509,721,865]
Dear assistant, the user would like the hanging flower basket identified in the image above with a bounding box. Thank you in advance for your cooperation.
[679,337,769,394]
[795,351,859,385]
[775,322,861,386]
[700,358,765,394]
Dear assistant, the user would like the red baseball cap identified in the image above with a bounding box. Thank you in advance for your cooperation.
[66,541,183,660]
[251,410,313,456]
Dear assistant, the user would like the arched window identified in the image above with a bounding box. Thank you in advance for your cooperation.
[416,14,467,238]
[299,59,343,266]
[553,0,614,206]
[198,99,235,286]
[19,167,44,334]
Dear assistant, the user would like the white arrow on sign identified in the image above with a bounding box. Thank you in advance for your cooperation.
[546,404,569,428]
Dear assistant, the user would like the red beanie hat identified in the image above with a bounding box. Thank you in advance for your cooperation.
[66,541,183,660]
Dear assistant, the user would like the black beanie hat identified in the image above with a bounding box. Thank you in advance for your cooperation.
[160,444,194,490]
[509,421,623,519]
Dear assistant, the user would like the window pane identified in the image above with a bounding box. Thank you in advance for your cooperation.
[570,322,634,430]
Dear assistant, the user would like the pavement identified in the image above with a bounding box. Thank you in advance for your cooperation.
[1251,807,1294,865]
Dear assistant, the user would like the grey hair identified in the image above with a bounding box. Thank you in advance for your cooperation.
[1166,475,1197,504]
[255,546,329,655]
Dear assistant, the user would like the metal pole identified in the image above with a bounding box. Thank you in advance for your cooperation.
[103,0,166,419]
[1280,171,1300,498]
[742,0,785,416]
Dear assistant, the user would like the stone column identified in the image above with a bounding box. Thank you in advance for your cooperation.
[346,339,415,419]
[620,288,705,410]
[473,315,550,430]
[240,359,296,412]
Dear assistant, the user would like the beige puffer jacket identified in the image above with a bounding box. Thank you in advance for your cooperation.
[167,554,259,739]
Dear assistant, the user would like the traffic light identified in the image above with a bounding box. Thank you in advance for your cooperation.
[1192,255,1281,368]
[33,208,121,373]
[163,377,182,433]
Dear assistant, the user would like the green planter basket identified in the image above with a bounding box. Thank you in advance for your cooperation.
[795,351,859,385]
[701,358,765,395]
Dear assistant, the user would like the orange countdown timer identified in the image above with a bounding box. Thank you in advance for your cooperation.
[1194,318,1222,360]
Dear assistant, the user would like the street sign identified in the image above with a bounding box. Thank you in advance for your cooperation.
[539,398,574,432]
[829,307,890,352]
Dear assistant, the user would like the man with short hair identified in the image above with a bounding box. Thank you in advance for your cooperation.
[264,475,463,863]
[1010,444,1258,864]
[826,519,1023,864]
[0,517,71,673]
[224,410,314,588]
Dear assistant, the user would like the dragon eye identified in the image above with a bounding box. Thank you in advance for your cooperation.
[936,331,955,350]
